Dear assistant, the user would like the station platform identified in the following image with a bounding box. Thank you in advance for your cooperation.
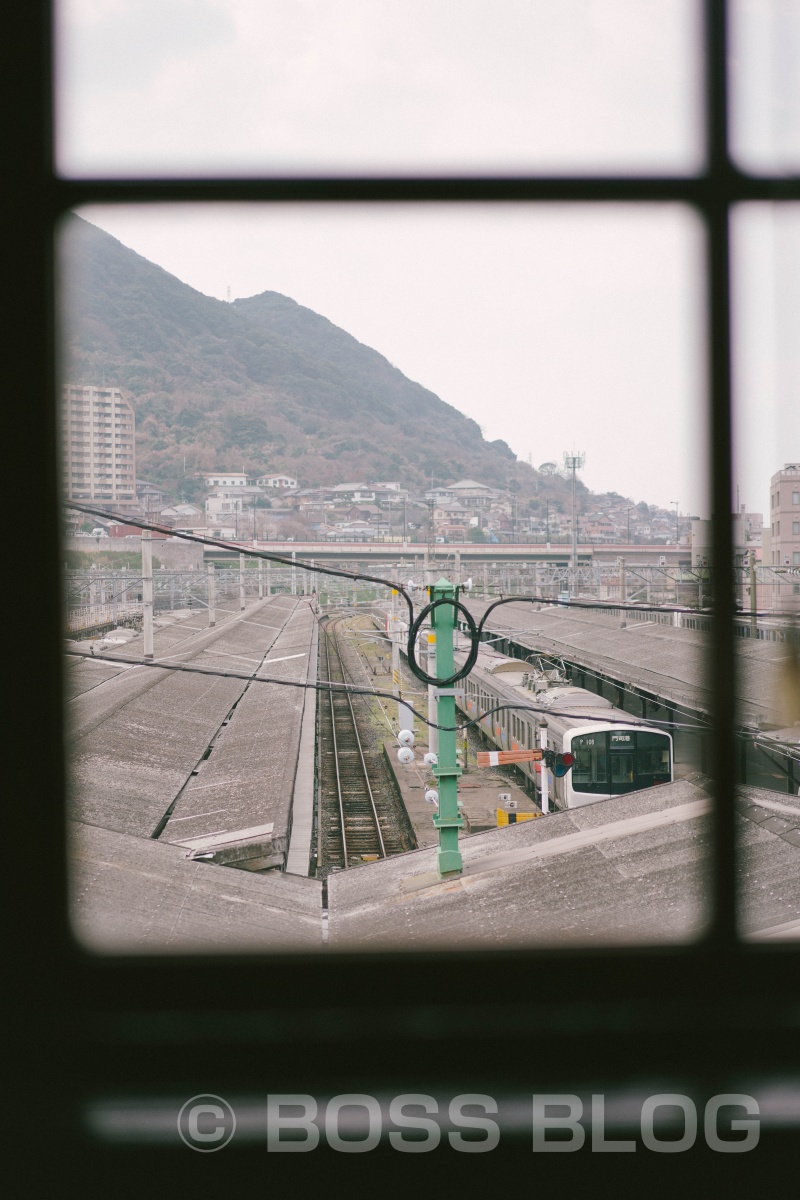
[382,737,538,851]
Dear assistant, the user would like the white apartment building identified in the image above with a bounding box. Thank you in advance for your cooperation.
[203,472,249,488]
[769,463,800,566]
[62,384,136,508]
[257,473,298,490]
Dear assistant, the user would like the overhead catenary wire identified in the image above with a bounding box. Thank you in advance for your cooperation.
[64,647,710,735]
[65,502,800,693]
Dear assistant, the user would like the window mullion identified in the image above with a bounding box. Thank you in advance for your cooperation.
[705,0,738,944]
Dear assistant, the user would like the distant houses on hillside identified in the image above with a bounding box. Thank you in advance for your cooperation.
[202,471,298,490]
[75,457,707,549]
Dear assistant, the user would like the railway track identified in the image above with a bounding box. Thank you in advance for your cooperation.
[316,615,412,874]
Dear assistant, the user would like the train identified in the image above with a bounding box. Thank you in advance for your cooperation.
[455,645,674,811]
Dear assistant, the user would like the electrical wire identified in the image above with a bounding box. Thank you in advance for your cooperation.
[65,502,800,694]
[64,646,708,735]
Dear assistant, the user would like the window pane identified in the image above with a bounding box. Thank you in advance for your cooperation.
[732,203,800,942]
[729,0,800,174]
[55,0,704,178]
[59,202,710,952]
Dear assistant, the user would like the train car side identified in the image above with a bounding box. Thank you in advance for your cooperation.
[456,647,673,810]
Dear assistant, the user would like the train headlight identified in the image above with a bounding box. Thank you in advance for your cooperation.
[398,729,415,747]
[397,747,415,765]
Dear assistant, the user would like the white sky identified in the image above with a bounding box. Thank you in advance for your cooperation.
[56,1,800,517]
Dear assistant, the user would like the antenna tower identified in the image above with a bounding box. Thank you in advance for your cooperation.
[563,450,585,580]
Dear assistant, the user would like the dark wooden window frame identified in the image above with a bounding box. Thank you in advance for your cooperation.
[7,3,800,1155]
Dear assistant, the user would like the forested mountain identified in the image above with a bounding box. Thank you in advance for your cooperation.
[60,216,531,499]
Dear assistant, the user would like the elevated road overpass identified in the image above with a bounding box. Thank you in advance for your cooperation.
[204,539,690,567]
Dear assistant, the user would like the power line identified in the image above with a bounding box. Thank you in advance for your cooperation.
[64,502,800,694]
[64,647,707,735]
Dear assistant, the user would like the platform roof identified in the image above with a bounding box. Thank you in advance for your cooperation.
[465,599,796,726]
[328,779,800,951]
[69,821,322,953]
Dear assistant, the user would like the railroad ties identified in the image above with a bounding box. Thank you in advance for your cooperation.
[317,617,407,874]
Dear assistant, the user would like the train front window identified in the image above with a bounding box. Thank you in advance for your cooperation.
[572,731,671,795]
[610,751,635,786]
[571,733,609,795]
[636,732,672,783]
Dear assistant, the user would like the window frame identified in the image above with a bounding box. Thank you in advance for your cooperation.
[8,2,800,1152]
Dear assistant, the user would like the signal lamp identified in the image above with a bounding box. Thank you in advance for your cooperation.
[553,752,575,777]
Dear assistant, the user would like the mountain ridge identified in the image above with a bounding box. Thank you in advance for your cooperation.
[61,216,529,499]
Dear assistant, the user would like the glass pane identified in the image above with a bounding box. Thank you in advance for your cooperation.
[55,0,704,178]
[729,0,800,173]
[59,202,709,953]
[732,203,800,941]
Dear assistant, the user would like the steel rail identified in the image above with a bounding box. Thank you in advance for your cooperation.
[332,622,387,859]
[321,618,387,865]
[323,627,349,868]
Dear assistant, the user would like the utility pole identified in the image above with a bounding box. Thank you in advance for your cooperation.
[390,567,413,732]
[239,552,246,610]
[207,562,216,627]
[563,451,585,586]
[142,529,154,659]
[429,577,463,876]
[426,495,436,567]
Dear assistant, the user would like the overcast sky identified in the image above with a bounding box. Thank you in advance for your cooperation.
[56,1,800,517]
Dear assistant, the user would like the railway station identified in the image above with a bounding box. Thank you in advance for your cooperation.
[63,573,800,957]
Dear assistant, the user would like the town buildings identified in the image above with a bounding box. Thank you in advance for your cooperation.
[768,463,800,567]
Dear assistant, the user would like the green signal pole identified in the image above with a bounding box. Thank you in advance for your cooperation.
[430,577,464,876]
